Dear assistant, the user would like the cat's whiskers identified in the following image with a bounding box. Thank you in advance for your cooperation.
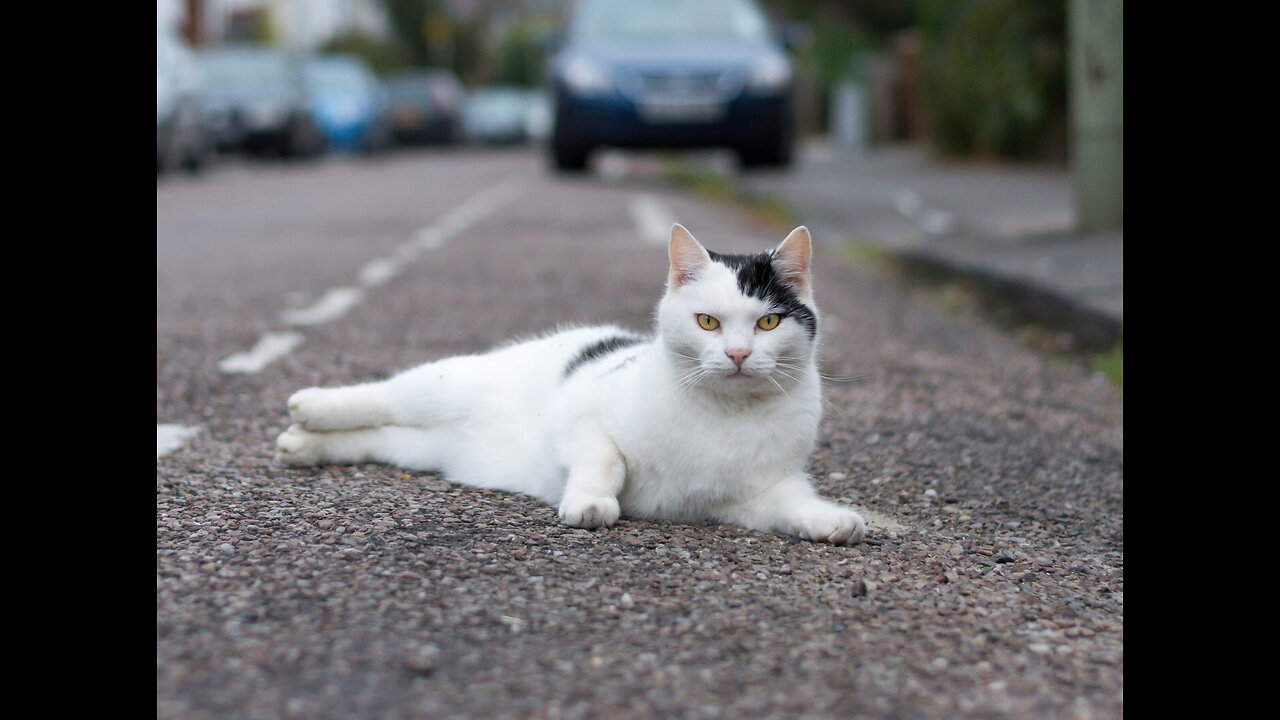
[775,355,867,385]
[671,364,712,399]
[763,373,794,402]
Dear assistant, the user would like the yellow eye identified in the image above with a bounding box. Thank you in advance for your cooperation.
[697,314,720,331]
[757,313,780,331]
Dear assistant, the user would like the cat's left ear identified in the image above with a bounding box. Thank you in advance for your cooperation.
[773,226,813,299]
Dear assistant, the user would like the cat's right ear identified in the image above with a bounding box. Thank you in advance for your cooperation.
[668,223,711,289]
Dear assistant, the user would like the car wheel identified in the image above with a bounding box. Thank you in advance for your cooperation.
[551,135,591,172]
[737,130,794,171]
[183,133,211,173]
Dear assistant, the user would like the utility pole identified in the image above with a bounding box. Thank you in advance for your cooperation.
[1069,0,1123,232]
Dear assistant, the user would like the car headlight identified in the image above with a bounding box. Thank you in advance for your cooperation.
[747,55,792,93]
[560,57,614,95]
[244,99,287,129]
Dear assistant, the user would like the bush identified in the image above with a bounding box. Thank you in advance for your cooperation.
[322,31,413,76]
[917,0,1066,160]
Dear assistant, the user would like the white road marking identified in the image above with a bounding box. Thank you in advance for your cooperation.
[893,187,959,237]
[629,193,674,246]
[217,331,306,373]
[279,286,366,326]
[157,423,200,459]
[216,177,527,374]
[894,190,922,217]
[921,209,955,236]
[407,176,527,254]
[357,257,402,287]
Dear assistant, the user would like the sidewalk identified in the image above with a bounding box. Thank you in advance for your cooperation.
[737,142,1123,350]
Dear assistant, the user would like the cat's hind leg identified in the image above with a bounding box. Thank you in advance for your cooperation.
[287,385,397,431]
[275,424,451,471]
[289,356,483,431]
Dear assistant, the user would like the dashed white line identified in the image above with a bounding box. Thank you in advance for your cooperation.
[357,256,402,287]
[894,190,923,217]
[894,188,957,237]
[921,209,955,236]
[157,423,200,459]
[217,330,306,373]
[629,193,674,246]
[215,178,527,375]
[279,286,366,326]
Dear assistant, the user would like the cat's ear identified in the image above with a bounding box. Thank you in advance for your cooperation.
[773,226,813,298]
[668,223,712,289]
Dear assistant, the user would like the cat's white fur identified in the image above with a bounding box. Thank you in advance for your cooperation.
[275,224,865,544]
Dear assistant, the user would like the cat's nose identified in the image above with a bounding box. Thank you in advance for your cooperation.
[725,348,751,367]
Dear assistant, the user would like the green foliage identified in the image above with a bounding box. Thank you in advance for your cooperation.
[322,31,413,76]
[1093,336,1123,389]
[917,0,1066,160]
[496,22,549,88]
[379,0,442,67]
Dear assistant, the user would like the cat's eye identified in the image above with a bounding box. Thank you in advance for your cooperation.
[757,313,781,331]
[697,314,720,331]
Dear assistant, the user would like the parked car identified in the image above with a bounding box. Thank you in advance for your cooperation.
[461,86,545,145]
[303,54,393,153]
[157,27,212,174]
[547,0,797,171]
[385,70,463,145]
[199,46,324,158]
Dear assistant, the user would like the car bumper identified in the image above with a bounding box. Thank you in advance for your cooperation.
[553,88,791,149]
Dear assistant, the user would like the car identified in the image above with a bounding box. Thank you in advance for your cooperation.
[548,0,797,172]
[461,85,546,145]
[157,26,212,174]
[303,54,394,153]
[385,70,463,145]
[199,46,324,158]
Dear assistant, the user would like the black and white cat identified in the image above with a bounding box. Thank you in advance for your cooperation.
[276,224,865,544]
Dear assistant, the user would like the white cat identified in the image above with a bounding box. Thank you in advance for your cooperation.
[275,224,865,544]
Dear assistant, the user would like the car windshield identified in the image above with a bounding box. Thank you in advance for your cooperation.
[387,78,429,99]
[569,0,771,46]
[203,52,292,92]
[306,62,368,94]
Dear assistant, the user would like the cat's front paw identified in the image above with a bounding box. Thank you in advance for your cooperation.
[797,506,866,545]
[558,493,621,529]
[275,424,324,466]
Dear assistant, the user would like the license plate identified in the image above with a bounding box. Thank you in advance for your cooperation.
[393,108,423,127]
[637,100,725,124]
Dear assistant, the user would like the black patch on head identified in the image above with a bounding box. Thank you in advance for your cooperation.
[563,334,646,379]
[708,250,817,337]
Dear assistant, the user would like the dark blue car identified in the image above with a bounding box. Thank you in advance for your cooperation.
[548,0,797,172]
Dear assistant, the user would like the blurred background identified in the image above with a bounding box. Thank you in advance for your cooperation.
[159,0,1120,231]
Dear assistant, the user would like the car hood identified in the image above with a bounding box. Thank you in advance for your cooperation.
[203,87,298,109]
[561,42,782,71]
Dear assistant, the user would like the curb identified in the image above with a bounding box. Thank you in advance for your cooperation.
[889,247,1122,352]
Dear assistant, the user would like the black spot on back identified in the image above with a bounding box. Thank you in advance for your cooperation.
[563,334,646,379]
[708,250,817,337]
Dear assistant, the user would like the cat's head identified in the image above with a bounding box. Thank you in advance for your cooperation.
[657,224,819,395]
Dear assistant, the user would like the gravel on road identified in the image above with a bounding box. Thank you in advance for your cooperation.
[158,166,1122,720]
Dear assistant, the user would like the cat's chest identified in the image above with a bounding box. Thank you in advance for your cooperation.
[616,392,819,482]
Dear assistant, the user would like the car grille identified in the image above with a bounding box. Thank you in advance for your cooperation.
[617,69,743,103]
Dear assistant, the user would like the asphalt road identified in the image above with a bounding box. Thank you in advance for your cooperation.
[157,147,1123,719]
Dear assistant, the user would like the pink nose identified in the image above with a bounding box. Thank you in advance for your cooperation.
[726,348,751,366]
